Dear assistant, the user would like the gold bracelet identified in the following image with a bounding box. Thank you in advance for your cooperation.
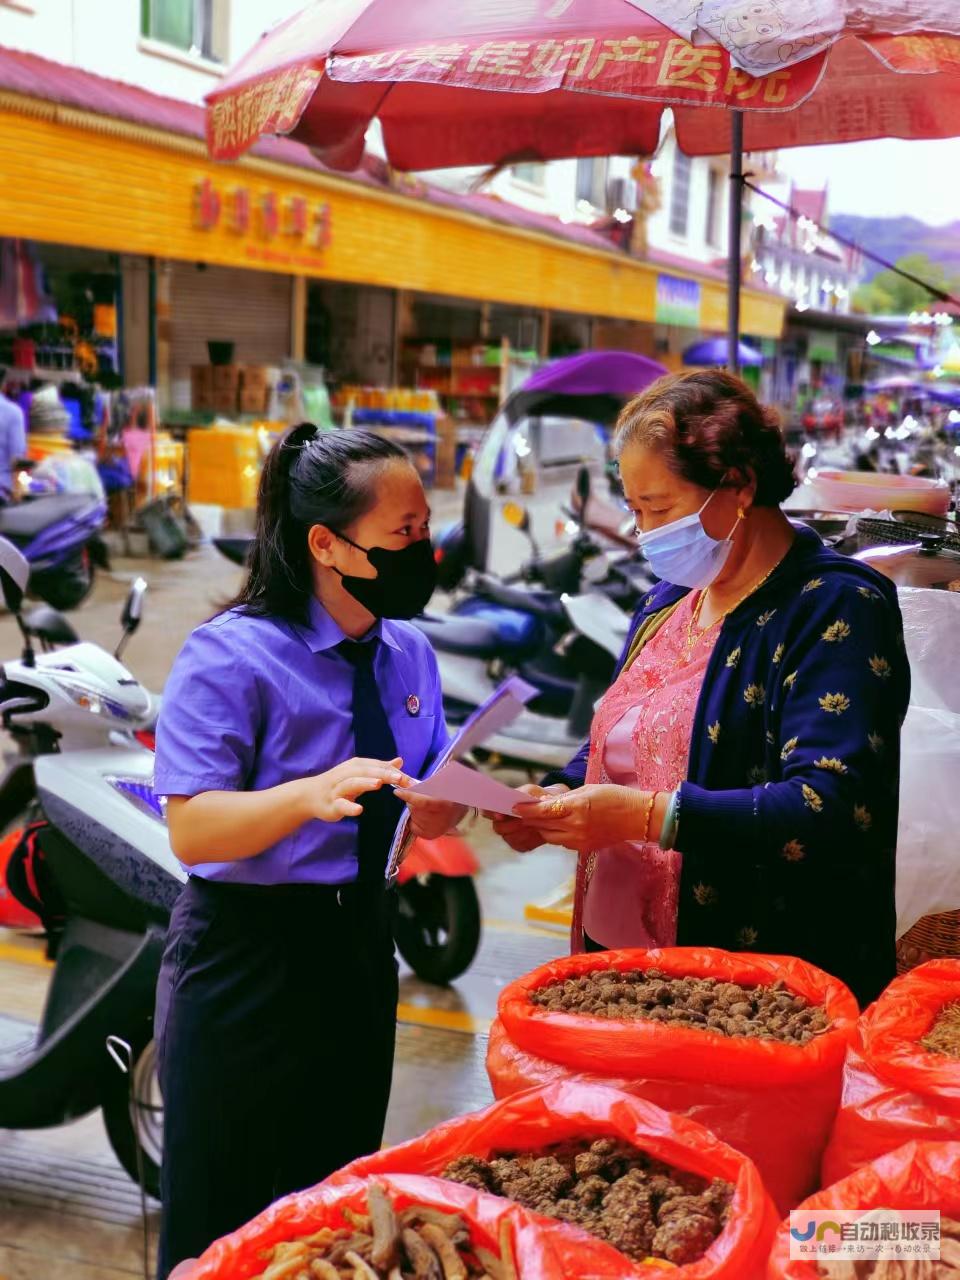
[640,791,657,844]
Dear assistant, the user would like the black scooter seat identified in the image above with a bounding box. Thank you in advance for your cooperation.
[413,613,504,659]
[0,494,94,542]
[24,605,80,647]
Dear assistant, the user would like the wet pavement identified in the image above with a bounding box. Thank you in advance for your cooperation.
[0,540,574,1279]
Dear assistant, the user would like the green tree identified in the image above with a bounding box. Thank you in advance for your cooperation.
[854,253,960,314]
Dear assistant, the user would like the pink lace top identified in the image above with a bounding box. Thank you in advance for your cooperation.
[582,592,718,950]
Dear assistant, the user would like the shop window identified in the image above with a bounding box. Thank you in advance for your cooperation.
[669,150,692,238]
[513,163,546,189]
[141,0,226,63]
[576,156,610,210]
[705,168,723,248]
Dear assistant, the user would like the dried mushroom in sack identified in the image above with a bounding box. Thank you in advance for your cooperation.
[444,1137,733,1268]
[920,1002,960,1059]
[252,1185,517,1280]
[530,968,830,1045]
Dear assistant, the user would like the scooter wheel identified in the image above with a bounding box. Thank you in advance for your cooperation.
[101,1037,162,1200]
[30,548,95,611]
[395,874,481,986]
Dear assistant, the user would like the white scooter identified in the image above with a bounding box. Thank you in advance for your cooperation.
[0,536,180,1198]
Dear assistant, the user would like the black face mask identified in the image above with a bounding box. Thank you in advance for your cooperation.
[331,533,438,620]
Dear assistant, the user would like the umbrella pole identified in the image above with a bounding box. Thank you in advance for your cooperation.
[727,110,744,376]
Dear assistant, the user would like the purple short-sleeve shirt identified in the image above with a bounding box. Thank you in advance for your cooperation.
[154,597,448,885]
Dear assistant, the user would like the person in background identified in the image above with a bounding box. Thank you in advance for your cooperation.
[0,368,27,503]
[153,426,463,1278]
[494,371,909,1008]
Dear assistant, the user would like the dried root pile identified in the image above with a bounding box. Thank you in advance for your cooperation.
[920,1003,960,1059]
[253,1185,517,1280]
[444,1138,733,1267]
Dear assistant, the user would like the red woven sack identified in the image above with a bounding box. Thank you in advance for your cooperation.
[333,1081,779,1280]
[486,947,859,1214]
[767,1140,960,1278]
[822,959,960,1186]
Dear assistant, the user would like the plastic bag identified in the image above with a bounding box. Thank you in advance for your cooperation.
[895,589,960,936]
[331,1081,780,1280]
[822,959,960,1186]
[487,948,859,1214]
[181,1172,541,1280]
[767,1140,960,1278]
[0,829,40,929]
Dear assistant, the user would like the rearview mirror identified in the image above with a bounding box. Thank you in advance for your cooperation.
[0,537,30,616]
[121,577,148,634]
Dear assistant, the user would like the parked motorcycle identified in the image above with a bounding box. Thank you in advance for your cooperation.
[0,540,172,1196]
[0,485,108,610]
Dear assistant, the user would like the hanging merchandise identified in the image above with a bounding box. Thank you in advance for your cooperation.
[0,237,57,330]
[486,947,859,1215]
[822,959,960,1186]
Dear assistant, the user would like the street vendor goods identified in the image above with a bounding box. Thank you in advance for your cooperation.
[823,961,960,1185]
[920,1002,960,1060]
[444,1137,733,1266]
[813,1218,960,1276]
[182,1176,534,1280]
[530,970,830,1045]
[250,1185,516,1280]
[328,1082,779,1280]
[487,948,858,1214]
[767,1141,960,1280]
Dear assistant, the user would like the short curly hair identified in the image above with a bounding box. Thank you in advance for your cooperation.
[615,370,797,508]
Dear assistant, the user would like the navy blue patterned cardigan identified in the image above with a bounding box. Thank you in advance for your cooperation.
[547,527,910,1006]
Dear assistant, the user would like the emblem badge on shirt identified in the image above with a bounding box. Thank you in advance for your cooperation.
[405,693,421,717]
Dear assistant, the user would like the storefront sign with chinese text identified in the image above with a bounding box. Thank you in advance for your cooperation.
[193,177,332,252]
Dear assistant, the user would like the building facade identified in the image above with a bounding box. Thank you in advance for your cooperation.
[0,0,303,102]
[0,0,786,416]
[749,185,864,318]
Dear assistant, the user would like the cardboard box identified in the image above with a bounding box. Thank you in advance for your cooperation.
[238,387,269,415]
[434,418,457,490]
[211,364,242,393]
[191,365,214,408]
[212,387,239,415]
[240,364,269,393]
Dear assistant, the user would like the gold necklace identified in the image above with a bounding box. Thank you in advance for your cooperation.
[685,562,779,653]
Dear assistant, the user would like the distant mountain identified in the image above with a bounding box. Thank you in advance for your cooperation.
[830,214,960,281]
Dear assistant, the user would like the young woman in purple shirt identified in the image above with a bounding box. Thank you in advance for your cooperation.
[153,426,462,1278]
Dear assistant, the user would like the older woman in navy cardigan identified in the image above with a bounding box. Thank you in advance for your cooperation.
[496,371,909,1008]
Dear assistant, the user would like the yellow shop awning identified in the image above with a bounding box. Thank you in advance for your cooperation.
[0,51,786,339]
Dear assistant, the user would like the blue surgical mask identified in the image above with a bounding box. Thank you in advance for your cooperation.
[636,489,740,589]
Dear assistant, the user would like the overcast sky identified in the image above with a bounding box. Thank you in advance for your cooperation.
[776,137,960,225]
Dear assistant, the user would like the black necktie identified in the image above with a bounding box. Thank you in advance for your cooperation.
[339,639,403,888]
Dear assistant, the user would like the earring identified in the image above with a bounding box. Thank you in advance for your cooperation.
[737,506,746,521]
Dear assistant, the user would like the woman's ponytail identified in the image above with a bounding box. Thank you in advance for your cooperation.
[229,424,409,623]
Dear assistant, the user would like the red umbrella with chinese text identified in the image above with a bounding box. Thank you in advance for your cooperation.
[206,1,960,370]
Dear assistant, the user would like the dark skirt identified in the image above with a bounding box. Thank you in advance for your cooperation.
[154,876,398,1279]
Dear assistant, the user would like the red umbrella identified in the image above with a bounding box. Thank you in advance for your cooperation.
[206,1,960,369]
